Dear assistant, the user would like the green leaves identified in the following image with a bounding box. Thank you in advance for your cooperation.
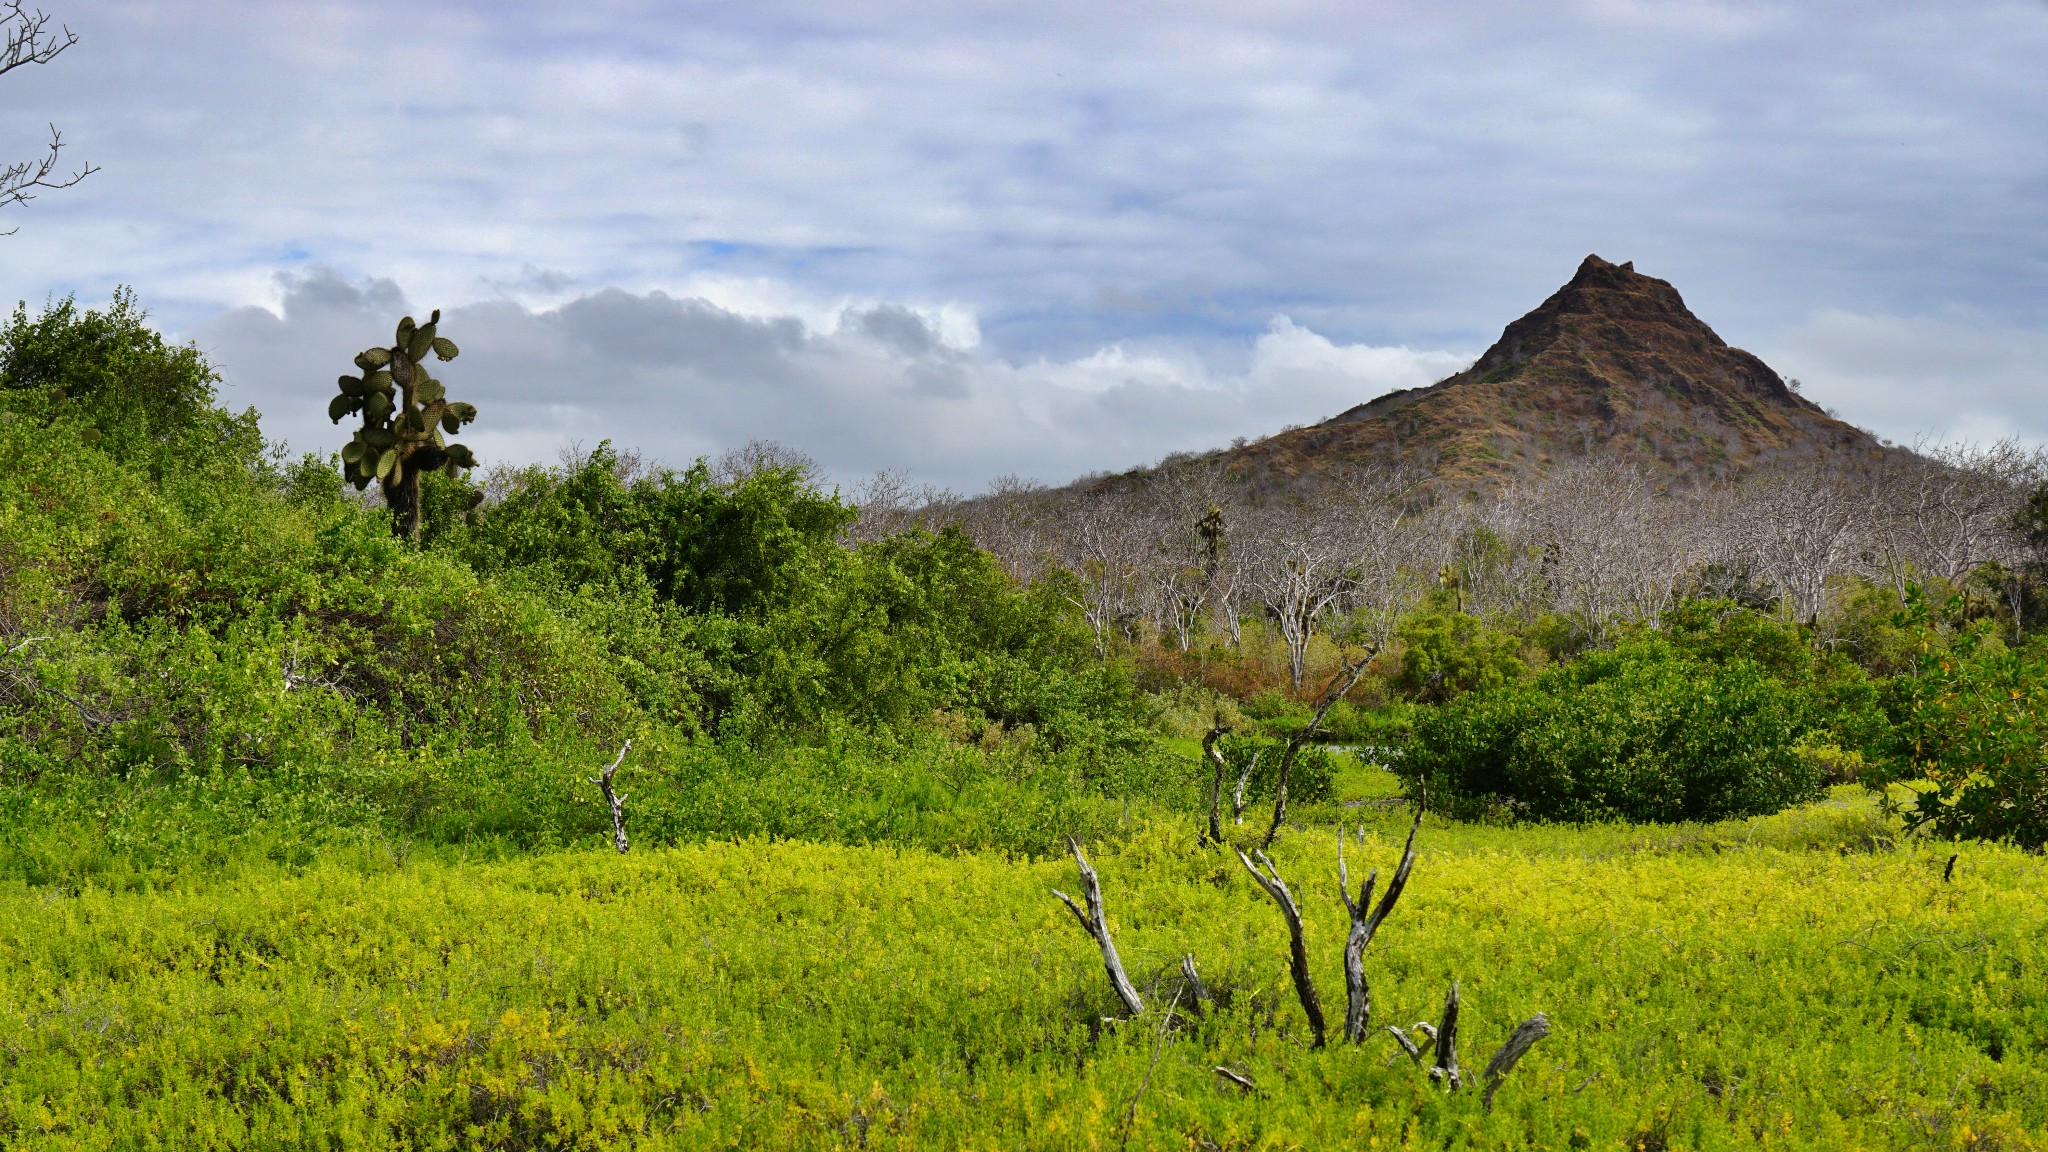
[328,307,478,537]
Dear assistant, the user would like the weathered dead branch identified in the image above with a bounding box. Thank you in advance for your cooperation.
[1383,1024,1423,1063]
[1481,1012,1551,1111]
[1201,724,1229,844]
[1338,795,1424,1042]
[1179,953,1210,1019]
[1053,837,1146,1018]
[1429,982,1462,1089]
[1260,647,1377,850]
[1235,846,1326,1047]
[1232,752,1259,825]
[589,740,632,854]
[1213,1066,1257,1093]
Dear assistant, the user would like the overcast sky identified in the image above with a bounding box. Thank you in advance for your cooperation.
[3,1,2046,489]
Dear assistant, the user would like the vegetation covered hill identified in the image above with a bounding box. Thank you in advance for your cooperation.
[1223,255,1886,487]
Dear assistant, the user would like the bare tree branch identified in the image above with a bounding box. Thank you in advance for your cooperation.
[1201,724,1230,845]
[1213,1066,1257,1093]
[1116,982,1183,1152]
[589,740,632,854]
[0,4,93,232]
[1260,647,1377,851]
[1481,1013,1551,1111]
[1179,953,1210,1019]
[1232,750,1259,825]
[1235,846,1326,1048]
[1053,836,1146,1018]
[1338,795,1423,1042]
[1429,981,1463,1090]
[1382,1024,1423,1063]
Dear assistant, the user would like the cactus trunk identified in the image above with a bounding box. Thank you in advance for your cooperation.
[389,464,422,541]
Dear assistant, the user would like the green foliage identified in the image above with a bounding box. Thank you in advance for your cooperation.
[1399,635,1825,823]
[1390,609,1526,702]
[0,289,263,472]
[1873,634,2048,848]
[442,444,1130,747]
[1215,730,1339,805]
[330,309,479,538]
[450,443,852,616]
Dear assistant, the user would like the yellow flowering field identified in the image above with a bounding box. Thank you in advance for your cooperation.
[0,805,2042,1150]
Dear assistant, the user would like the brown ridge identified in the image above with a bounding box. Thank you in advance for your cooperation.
[1219,255,1883,488]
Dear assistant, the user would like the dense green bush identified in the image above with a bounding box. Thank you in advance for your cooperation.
[1390,610,1526,702]
[1874,632,2048,848]
[1397,635,1824,823]
[0,289,264,473]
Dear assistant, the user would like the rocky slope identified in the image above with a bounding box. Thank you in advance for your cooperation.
[1222,255,1884,488]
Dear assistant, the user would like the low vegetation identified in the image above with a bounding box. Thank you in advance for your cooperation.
[3,292,2048,1147]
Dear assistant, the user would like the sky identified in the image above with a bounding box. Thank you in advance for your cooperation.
[2,0,2045,490]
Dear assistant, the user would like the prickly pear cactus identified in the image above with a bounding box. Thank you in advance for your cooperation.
[327,309,480,539]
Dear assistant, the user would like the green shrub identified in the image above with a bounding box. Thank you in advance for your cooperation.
[0,289,263,475]
[1390,610,1526,702]
[1215,731,1338,806]
[1873,634,2048,848]
[1397,637,1823,823]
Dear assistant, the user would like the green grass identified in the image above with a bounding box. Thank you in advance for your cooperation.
[1,796,2041,1149]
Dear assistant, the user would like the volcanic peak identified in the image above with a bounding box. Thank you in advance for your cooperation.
[1229,254,1878,486]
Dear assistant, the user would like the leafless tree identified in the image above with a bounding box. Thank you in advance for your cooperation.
[1048,485,1151,655]
[1738,461,1869,627]
[1334,467,1431,648]
[956,474,1055,584]
[846,468,961,544]
[1,3,93,232]
[1238,493,1358,691]
[1862,441,2040,596]
[1131,462,1235,651]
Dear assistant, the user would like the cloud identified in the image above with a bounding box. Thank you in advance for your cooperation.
[4,0,2046,351]
[4,1,2046,484]
[198,270,1470,489]
[1764,310,2048,448]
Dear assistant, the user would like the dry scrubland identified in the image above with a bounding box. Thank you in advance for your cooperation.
[2,785,2042,1151]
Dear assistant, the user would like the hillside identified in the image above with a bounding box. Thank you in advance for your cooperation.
[1224,255,1886,487]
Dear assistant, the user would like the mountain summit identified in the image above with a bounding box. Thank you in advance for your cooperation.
[1227,255,1881,485]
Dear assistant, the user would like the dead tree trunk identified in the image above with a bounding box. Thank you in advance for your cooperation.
[1053,837,1146,1018]
[1202,725,1230,845]
[1482,1013,1551,1111]
[590,740,632,854]
[1430,981,1462,1089]
[1236,846,1326,1047]
[1260,648,1377,851]
[1180,954,1211,1019]
[1338,795,1423,1042]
